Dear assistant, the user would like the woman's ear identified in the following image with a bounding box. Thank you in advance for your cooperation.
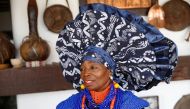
[109,70,112,76]
[107,69,113,80]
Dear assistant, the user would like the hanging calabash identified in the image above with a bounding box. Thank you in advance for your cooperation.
[20,0,50,61]
[20,34,50,61]
[0,32,15,64]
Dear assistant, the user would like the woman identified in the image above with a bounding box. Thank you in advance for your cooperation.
[56,60,149,109]
[56,3,178,109]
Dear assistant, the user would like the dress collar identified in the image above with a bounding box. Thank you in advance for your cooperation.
[83,83,116,109]
[90,83,111,104]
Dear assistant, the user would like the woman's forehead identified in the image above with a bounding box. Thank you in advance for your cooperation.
[81,61,104,67]
[82,60,100,65]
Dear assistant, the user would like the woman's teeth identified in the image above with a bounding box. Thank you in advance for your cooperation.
[86,81,92,83]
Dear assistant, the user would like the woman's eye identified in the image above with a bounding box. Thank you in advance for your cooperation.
[90,66,97,70]
[80,67,84,71]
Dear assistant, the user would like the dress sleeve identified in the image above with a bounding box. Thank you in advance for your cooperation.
[56,93,82,109]
[119,90,149,109]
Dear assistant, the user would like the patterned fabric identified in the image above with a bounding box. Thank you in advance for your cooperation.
[82,46,116,74]
[56,85,149,109]
[56,3,178,91]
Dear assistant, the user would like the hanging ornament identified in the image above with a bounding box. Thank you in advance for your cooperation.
[148,1,165,28]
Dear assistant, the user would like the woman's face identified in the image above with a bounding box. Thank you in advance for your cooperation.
[80,61,112,92]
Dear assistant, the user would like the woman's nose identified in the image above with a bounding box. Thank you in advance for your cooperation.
[81,68,91,77]
[84,69,91,76]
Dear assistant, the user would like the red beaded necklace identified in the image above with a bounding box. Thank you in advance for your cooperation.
[81,94,116,109]
[81,83,118,109]
[90,84,111,104]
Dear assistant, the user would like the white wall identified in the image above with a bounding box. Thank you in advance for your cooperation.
[16,80,190,109]
[17,90,78,109]
[10,0,190,109]
[10,0,79,59]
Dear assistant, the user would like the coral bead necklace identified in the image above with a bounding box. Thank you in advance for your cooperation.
[81,83,119,109]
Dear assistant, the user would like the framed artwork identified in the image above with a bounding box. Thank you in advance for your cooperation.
[141,96,159,109]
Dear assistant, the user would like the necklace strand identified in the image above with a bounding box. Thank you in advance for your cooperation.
[81,88,117,109]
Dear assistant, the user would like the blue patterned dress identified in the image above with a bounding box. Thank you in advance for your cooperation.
[56,84,149,109]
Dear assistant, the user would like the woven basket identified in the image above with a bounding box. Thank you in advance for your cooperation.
[163,0,190,31]
[43,4,73,33]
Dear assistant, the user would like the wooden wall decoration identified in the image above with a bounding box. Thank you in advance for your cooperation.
[0,56,189,96]
[82,0,158,15]
[87,0,152,9]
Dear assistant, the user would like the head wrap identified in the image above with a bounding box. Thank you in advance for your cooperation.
[56,3,178,91]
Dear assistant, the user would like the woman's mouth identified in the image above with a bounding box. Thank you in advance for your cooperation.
[84,80,94,86]
[85,80,92,83]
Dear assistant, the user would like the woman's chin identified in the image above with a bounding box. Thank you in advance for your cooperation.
[85,85,97,91]
[85,85,94,90]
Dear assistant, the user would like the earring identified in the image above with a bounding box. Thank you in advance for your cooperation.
[114,82,119,89]
[80,84,85,90]
[110,75,113,80]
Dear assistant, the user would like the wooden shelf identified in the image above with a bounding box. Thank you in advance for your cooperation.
[0,56,189,96]
[0,63,73,96]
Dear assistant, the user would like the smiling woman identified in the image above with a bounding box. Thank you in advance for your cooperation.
[56,3,178,109]
[80,61,111,92]
[57,60,149,109]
